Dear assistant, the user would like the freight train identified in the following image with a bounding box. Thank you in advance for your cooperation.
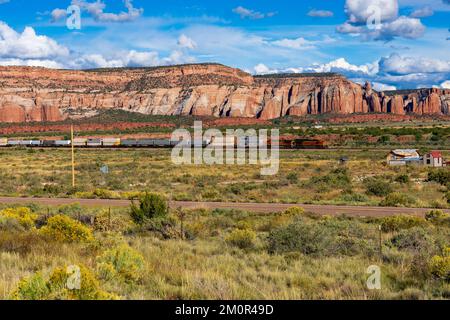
[0,137,327,149]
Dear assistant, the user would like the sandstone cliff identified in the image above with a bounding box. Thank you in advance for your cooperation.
[0,64,448,122]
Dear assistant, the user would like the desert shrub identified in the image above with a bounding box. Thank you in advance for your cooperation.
[97,244,145,284]
[389,227,436,253]
[93,210,131,232]
[380,192,416,207]
[267,219,376,257]
[339,192,369,203]
[381,215,427,232]
[429,247,450,280]
[446,191,450,204]
[365,178,393,197]
[426,210,449,223]
[39,215,94,243]
[10,272,49,300]
[57,203,83,216]
[235,220,252,230]
[428,170,450,186]
[286,172,298,184]
[226,228,256,249]
[93,189,119,199]
[283,207,305,217]
[308,167,351,191]
[0,207,37,230]
[395,174,410,184]
[12,265,118,300]
[130,193,168,225]
[0,216,25,232]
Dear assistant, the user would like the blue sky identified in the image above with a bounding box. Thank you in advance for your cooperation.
[0,0,449,90]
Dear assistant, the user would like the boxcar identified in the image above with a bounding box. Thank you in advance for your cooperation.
[102,138,121,147]
[121,139,138,147]
[87,139,102,147]
[153,139,171,147]
[73,138,87,147]
[55,140,71,146]
[136,139,155,147]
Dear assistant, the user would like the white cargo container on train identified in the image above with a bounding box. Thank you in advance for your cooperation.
[0,138,7,146]
[73,138,87,146]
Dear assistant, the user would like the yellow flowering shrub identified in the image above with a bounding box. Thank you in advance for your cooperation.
[226,228,256,249]
[11,265,118,300]
[429,247,450,280]
[39,215,94,243]
[97,244,145,284]
[0,207,37,230]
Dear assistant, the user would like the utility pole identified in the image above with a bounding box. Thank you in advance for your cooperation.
[71,125,75,188]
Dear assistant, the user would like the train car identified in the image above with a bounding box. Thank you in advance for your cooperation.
[136,139,155,147]
[153,139,172,147]
[120,139,138,147]
[87,138,102,147]
[41,140,57,147]
[291,139,327,149]
[102,138,121,147]
[7,139,21,146]
[30,140,41,147]
[73,138,87,147]
[55,140,71,147]
[0,138,8,146]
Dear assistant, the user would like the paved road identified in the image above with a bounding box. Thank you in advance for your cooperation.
[0,197,446,217]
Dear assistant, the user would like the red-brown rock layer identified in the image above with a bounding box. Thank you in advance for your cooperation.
[0,64,449,122]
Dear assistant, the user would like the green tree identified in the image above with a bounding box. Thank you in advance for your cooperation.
[130,193,168,225]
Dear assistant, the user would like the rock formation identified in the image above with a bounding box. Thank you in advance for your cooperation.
[0,64,449,122]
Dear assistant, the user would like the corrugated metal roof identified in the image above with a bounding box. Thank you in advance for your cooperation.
[391,149,420,158]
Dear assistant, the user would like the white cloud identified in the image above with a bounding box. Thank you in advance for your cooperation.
[52,0,143,23]
[232,6,276,19]
[306,58,379,76]
[441,80,450,89]
[372,82,397,91]
[254,63,273,74]
[380,16,425,39]
[307,10,334,18]
[0,21,69,59]
[379,53,450,74]
[178,34,197,50]
[272,37,316,50]
[51,8,67,22]
[0,58,63,68]
[345,0,399,23]
[410,6,434,17]
[338,0,426,40]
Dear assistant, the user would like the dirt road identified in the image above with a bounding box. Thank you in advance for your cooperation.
[0,197,445,217]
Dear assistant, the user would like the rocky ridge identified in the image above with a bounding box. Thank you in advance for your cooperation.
[0,63,449,122]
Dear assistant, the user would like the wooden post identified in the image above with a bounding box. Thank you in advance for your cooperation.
[71,125,75,188]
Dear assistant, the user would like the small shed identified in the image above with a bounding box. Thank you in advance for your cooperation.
[423,151,444,167]
[387,149,421,166]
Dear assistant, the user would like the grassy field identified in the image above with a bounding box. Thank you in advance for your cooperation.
[0,202,449,300]
[0,148,448,208]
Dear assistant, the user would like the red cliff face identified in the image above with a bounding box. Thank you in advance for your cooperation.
[0,64,448,122]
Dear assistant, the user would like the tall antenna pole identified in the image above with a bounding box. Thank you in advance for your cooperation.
[71,124,75,188]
